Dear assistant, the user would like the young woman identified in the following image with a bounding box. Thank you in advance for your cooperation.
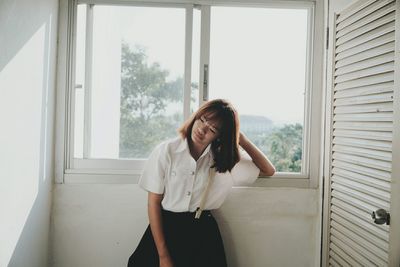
[128,99,275,267]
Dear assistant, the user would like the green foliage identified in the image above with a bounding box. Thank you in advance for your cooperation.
[267,123,303,172]
[119,42,303,172]
[119,43,183,158]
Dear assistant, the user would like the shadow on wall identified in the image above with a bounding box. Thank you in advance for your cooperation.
[0,0,58,266]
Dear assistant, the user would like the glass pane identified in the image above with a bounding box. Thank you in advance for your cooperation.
[76,5,186,159]
[209,6,308,173]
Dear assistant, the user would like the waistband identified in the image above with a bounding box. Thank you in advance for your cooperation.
[161,209,212,219]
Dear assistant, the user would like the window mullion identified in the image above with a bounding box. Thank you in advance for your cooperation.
[83,4,94,158]
[199,5,210,106]
[183,5,193,121]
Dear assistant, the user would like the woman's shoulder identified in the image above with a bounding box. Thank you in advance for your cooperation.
[155,136,185,154]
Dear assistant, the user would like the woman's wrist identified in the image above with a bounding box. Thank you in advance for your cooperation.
[239,132,249,147]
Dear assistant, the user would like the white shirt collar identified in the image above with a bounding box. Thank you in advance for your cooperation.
[175,137,212,159]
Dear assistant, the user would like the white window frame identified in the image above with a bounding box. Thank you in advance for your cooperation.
[55,0,325,188]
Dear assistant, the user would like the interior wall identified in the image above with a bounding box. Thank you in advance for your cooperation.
[51,184,319,267]
[0,0,58,266]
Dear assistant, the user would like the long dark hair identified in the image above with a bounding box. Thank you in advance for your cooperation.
[178,99,240,173]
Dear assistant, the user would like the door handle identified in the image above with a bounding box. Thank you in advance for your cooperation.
[371,209,390,225]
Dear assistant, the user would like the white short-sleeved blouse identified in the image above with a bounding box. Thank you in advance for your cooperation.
[138,136,260,212]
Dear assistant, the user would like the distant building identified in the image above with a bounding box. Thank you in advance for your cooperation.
[239,115,273,134]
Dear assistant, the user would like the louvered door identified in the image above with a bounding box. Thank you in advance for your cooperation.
[323,0,400,266]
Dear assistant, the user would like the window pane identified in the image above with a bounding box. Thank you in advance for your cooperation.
[209,7,308,173]
[75,5,186,159]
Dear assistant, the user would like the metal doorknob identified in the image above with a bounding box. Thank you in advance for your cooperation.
[371,209,390,225]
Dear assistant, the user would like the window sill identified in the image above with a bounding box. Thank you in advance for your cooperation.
[62,172,312,188]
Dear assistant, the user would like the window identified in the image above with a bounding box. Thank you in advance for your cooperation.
[207,6,309,174]
[57,0,323,187]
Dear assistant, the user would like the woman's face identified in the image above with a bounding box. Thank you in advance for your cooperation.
[191,115,221,147]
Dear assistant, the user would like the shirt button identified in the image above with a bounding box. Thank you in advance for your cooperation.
[187,191,191,196]
[191,171,195,175]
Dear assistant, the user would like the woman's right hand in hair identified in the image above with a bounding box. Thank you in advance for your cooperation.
[159,254,174,267]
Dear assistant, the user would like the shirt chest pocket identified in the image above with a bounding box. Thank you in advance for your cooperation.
[167,168,194,184]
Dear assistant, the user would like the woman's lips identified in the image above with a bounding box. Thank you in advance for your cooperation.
[193,131,203,141]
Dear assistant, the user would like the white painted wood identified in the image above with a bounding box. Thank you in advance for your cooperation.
[336,42,395,68]
[335,52,394,76]
[334,72,394,91]
[334,62,394,83]
[336,1,396,38]
[334,102,393,114]
[388,0,400,265]
[83,4,93,159]
[332,160,391,181]
[323,0,399,265]
[332,168,391,191]
[183,5,193,121]
[333,121,393,131]
[334,82,393,98]
[337,0,394,28]
[336,11,395,46]
[198,5,209,104]
[336,21,395,53]
[336,31,395,61]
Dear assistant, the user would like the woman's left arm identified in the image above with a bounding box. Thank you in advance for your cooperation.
[239,132,276,176]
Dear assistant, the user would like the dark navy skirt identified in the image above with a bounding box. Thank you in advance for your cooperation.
[128,209,227,267]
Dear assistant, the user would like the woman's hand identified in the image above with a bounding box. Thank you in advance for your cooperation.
[238,132,276,176]
[159,254,174,267]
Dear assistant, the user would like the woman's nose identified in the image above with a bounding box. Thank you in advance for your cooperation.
[198,127,206,134]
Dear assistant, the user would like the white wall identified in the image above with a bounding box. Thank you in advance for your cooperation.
[0,0,58,266]
[51,184,320,267]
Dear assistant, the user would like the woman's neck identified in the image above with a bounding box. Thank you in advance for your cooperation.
[188,139,207,161]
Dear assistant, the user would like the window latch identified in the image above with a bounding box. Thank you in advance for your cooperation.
[203,64,209,101]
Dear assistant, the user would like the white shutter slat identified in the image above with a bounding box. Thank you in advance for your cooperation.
[334,82,393,98]
[337,0,394,26]
[332,196,387,225]
[331,222,388,261]
[333,121,393,131]
[333,136,392,151]
[330,242,361,267]
[333,129,392,141]
[332,152,392,171]
[335,52,394,76]
[336,31,395,61]
[331,228,388,266]
[334,95,393,107]
[332,167,391,191]
[332,182,390,208]
[337,11,395,46]
[333,112,392,121]
[330,251,354,267]
[334,72,394,91]
[334,62,394,83]
[332,175,390,201]
[330,235,376,266]
[336,21,395,53]
[334,103,392,114]
[333,144,392,162]
[336,42,395,68]
[332,160,391,182]
[329,255,348,267]
[331,205,389,237]
[337,1,396,38]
